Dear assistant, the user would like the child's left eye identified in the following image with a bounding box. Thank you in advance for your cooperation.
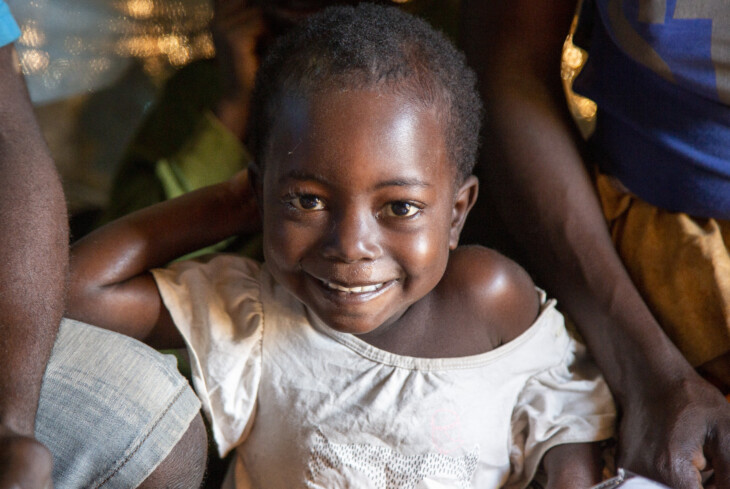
[286,194,326,211]
[384,202,421,218]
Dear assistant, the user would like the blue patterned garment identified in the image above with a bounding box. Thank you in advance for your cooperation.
[574,0,730,219]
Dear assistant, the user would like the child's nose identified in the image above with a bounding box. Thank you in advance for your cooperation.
[321,208,382,263]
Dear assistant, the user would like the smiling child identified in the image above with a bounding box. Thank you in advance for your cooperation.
[69,4,615,488]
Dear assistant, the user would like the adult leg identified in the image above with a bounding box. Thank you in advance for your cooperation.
[35,318,205,489]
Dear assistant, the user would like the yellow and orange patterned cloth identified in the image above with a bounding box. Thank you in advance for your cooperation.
[595,172,730,394]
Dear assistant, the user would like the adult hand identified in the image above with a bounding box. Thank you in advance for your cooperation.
[618,372,730,489]
[0,427,53,489]
[211,0,267,140]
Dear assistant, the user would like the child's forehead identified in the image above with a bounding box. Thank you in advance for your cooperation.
[273,86,446,138]
[272,88,445,147]
[265,88,458,183]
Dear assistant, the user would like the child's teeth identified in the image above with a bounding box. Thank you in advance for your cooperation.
[325,281,383,293]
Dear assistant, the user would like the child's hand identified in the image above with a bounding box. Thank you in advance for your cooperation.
[0,427,53,489]
[230,169,261,235]
[211,0,267,140]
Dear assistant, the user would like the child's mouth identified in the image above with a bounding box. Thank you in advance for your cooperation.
[321,279,386,294]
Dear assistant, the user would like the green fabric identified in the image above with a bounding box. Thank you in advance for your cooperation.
[153,111,255,261]
[101,59,263,260]
[102,59,225,225]
[155,112,250,200]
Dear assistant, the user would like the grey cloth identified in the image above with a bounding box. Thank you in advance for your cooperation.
[35,318,201,489]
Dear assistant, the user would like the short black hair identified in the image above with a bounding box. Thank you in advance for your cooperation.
[247,3,482,182]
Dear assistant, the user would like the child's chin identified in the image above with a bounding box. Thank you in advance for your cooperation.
[322,318,380,336]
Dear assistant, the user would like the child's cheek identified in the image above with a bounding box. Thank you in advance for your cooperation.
[264,217,316,266]
[408,229,450,267]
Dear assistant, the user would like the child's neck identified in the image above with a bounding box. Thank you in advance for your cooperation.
[355,287,498,359]
[353,246,541,359]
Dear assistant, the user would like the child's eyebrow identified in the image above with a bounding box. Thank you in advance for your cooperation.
[278,170,330,185]
[374,179,431,189]
[279,171,431,189]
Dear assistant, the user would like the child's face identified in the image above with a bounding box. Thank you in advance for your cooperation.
[258,89,476,336]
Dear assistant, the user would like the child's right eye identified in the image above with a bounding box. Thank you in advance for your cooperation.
[288,195,325,211]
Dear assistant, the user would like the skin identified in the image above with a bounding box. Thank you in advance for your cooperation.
[0,41,203,489]
[211,0,266,142]
[69,88,601,487]
[459,1,730,488]
[137,413,207,489]
[543,442,603,489]
[259,90,480,347]
[0,44,66,488]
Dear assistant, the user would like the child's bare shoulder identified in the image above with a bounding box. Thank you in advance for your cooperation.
[436,245,540,348]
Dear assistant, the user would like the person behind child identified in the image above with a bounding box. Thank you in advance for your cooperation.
[68,4,615,487]
[0,2,61,486]
[459,1,730,488]
[1,2,206,488]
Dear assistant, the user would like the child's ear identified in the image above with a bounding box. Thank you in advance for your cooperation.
[449,175,479,250]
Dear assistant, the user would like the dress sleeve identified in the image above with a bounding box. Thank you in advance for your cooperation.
[506,338,616,489]
[152,254,264,457]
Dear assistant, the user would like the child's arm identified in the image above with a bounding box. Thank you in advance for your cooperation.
[68,171,259,348]
[542,442,603,489]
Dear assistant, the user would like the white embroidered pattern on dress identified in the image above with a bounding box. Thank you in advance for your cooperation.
[306,430,479,488]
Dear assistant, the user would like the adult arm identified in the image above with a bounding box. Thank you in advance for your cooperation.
[0,44,66,487]
[210,0,265,142]
[459,2,730,488]
[68,170,259,348]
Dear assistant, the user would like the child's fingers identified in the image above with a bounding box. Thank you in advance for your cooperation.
[230,168,250,191]
[231,169,257,204]
[230,170,261,233]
